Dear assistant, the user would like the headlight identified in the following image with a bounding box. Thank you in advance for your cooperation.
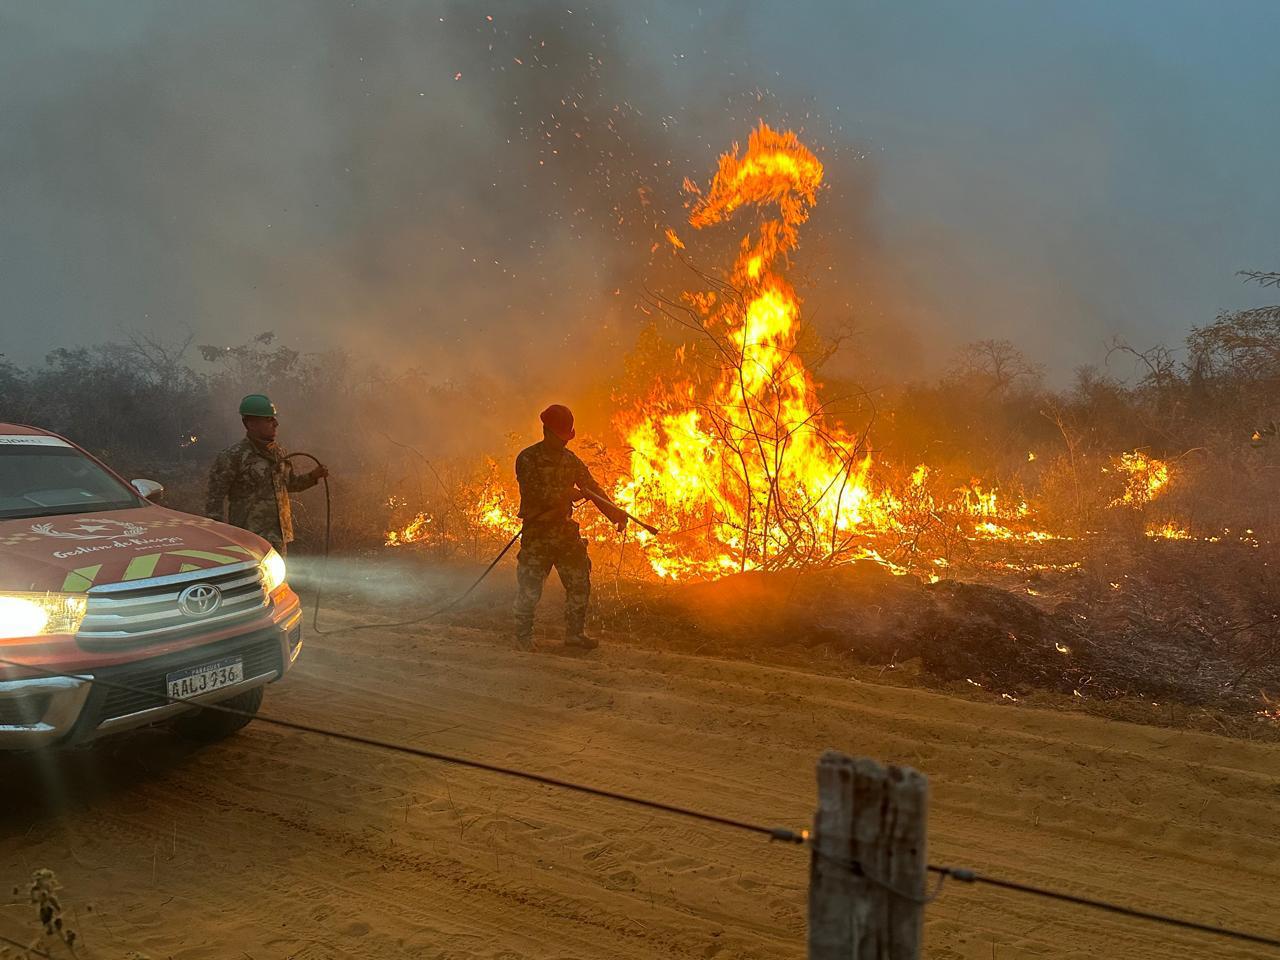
[259,549,287,594]
[0,593,88,639]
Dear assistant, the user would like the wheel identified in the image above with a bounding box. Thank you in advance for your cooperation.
[172,684,263,742]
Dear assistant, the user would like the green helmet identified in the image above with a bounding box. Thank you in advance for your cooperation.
[238,394,277,417]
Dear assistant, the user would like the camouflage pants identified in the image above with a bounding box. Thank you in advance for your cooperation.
[513,524,592,640]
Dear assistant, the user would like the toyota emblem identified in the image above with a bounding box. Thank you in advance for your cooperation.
[177,583,223,618]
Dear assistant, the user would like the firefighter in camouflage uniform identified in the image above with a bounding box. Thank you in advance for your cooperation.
[205,394,328,555]
[513,404,627,650]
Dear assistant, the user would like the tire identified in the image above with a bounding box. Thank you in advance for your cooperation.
[172,684,263,742]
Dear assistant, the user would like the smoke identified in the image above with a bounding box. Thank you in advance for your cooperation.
[1,0,933,458]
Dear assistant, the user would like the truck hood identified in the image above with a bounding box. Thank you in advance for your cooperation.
[0,506,269,592]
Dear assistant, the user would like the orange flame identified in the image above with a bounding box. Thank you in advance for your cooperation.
[384,458,519,550]
[1111,451,1170,507]
[383,127,1198,585]
[607,125,1068,579]
[1145,521,1192,540]
[612,124,894,579]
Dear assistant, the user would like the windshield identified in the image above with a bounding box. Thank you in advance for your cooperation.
[0,441,143,520]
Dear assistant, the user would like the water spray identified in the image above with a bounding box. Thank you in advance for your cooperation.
[283,453,657,637]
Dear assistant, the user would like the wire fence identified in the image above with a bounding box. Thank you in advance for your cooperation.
[0,931,51,959]
[2,656,1278,955]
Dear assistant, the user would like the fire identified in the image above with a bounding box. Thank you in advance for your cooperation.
[957,484,1016,518]
[1111,451,1170,507]
[974,521,1016,540]
[611,124,1054,580]
[1146,521,1192,540]
[380,126,1216,587]
[385,458,520,551]
[386,512,432,547]
[613,124,883,579]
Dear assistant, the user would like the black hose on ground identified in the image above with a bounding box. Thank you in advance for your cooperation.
[284,452,523,636]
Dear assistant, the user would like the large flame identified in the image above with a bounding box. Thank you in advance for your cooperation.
[612,124,877,578]
[384,125,1186,583]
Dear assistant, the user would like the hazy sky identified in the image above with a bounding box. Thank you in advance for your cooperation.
[2,0,1277,384]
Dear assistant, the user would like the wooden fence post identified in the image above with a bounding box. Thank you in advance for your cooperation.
[808,751,929,959]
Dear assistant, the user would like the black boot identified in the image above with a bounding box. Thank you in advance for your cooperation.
[564,632,599,650]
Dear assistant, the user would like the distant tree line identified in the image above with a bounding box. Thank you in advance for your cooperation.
[1,268,1276,547]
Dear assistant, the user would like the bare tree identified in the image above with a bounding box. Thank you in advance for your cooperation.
[640,265,873,574]
[1105,336,1178,390]
[1186,268,1280,384]
[948,338,1044,396]
[115,329,196,389]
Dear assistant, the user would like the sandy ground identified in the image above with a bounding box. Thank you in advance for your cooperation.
[2,586,1279,959]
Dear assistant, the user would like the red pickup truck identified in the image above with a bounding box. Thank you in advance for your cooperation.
[0,423,303,747]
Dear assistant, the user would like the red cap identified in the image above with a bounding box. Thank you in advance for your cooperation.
[540,404,575,441]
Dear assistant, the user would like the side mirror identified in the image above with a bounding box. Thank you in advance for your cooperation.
[131,478,165,501]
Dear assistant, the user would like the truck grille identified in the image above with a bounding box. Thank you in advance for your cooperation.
[93,631,282,722]
[78,561,268,647]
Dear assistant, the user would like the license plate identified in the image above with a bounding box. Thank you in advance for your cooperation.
[165,656,244,700]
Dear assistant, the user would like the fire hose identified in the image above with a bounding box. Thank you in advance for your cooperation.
[283,453,655,636]
[573,488,660,536]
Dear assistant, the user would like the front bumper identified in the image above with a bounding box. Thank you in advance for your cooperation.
[0,606,302,749]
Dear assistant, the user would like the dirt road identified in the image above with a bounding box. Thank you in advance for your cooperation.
[3,594,1279,959]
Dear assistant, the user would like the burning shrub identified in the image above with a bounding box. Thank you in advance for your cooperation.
[614,124,871,579]
[384,456,520,559]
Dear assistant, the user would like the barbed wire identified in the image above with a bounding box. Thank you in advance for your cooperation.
[0,656,806,845]
[929,865,1280,949]
[0,929,52,959]
[2,656,1278,952]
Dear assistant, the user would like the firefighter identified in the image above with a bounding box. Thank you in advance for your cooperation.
[513,404,627,650]
[205,394,327,556]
